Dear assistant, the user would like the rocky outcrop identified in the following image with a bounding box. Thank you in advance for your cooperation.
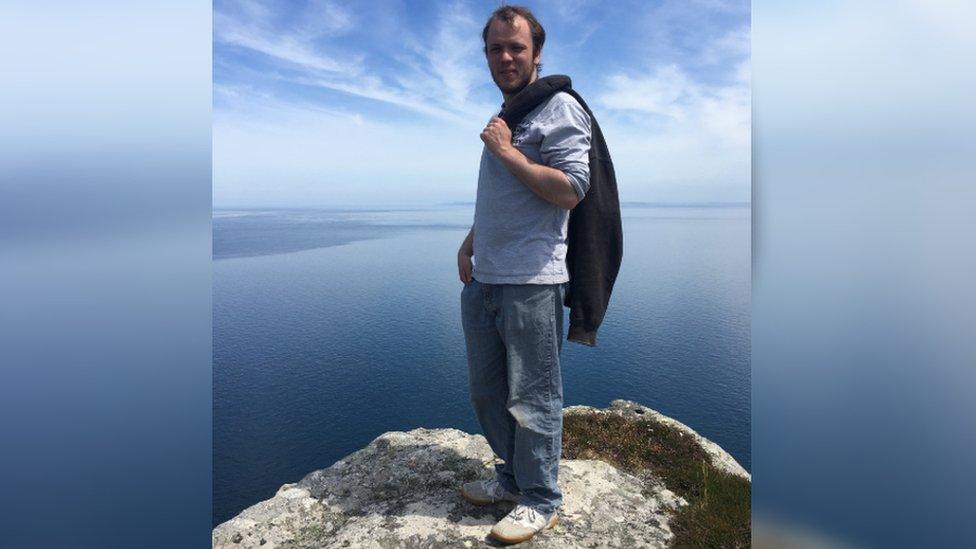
[213,400,749,548]
[565,400,751,481]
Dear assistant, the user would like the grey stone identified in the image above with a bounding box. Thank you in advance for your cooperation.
[213,401,749,548]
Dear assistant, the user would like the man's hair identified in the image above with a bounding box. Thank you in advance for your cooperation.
[482,5,546,74]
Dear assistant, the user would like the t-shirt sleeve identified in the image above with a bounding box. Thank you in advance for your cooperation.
[540,94,592,202]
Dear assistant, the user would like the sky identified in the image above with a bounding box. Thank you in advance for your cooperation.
[213,0,751,208]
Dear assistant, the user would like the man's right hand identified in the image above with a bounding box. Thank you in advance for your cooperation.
[458,250,473,283]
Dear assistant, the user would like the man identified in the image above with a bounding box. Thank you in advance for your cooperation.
[457,5,592,544]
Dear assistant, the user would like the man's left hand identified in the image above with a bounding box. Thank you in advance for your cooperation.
[480,116,513,158]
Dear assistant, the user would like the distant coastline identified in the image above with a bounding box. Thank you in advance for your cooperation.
[620,201,751,208]
[213,201,751,212]
[438,201,751,208]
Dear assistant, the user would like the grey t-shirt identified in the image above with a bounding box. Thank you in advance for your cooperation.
[472,91,592,285]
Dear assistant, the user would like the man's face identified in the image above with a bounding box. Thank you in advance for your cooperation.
[485,15,541,97]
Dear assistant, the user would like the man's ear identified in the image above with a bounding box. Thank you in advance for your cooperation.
[533,47,542,67]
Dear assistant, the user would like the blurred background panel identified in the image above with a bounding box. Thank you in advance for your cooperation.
[753,0,976,546]
[0,1,212,547]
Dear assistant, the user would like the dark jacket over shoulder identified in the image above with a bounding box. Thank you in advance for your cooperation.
[500,75,623,346]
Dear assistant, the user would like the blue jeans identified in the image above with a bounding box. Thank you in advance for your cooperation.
[460,278,566,515]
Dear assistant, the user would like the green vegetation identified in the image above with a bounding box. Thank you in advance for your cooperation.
[562,413,751,548]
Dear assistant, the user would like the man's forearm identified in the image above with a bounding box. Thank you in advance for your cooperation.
[496,147,580,210]
[459,226,474,257]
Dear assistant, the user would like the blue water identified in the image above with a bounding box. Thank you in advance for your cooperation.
[213,204,750,527]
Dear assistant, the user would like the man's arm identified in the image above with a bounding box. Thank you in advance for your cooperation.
[457,226,474,283]
[481,117,581,210]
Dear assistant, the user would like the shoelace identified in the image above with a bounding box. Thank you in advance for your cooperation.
[510,505,540,524]
[485,478,515,499]
[484,478,503,496]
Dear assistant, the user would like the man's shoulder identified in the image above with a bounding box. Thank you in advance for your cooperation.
[542,91,585,114]
[551,90,583,107]
[533,91,589,131]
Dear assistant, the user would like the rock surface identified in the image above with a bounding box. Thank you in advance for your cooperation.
[213,400,749,548]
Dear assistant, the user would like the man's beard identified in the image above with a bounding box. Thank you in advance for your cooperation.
[493,68,534,96]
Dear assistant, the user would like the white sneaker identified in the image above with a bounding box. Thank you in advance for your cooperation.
[460,478,520,506]
[489,504,559,544]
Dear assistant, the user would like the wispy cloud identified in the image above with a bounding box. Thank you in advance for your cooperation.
[215,0,494,123]
[596,60,750,200]
[574,0,750,201]
[214,83,365,125]
[699,26,751,67]
[631,0,750,69]
[422,2,485,113]
[547,0,596,22]
[214,9,363,75]
[599,63,749,146]
[213,88,484,207]
[298,0,355,38]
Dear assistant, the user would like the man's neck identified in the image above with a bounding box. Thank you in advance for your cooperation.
[502,73,539,106]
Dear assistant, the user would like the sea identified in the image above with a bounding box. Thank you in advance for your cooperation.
[213,203,750,527]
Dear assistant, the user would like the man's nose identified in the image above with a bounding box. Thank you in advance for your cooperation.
[500,50,513,62]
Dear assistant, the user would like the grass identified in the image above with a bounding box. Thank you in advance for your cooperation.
[562,412,751,548]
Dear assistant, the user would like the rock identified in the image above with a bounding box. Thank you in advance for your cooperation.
[564,400,751,480]
[213,402,748,548]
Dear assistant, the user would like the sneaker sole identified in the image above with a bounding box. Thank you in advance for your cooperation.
[459,488,517,506]
[488,514,559,544]
[460,488,493,506]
